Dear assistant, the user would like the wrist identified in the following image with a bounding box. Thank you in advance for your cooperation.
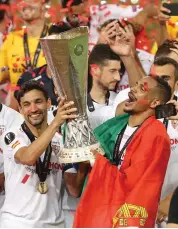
[121,54,134,62]
[51,119,62,131]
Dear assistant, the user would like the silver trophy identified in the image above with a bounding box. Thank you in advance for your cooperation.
[40,27,104,163]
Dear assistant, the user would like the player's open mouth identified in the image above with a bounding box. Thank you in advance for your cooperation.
[30,113,42,119]
[125,92,137,106]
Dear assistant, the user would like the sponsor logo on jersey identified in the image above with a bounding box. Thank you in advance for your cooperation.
[4,132,15,145]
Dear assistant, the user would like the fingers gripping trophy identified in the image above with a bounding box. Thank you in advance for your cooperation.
[40,27,104,163]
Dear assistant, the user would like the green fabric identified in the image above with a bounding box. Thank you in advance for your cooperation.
[82,114,129,193]
[94,113,129,161]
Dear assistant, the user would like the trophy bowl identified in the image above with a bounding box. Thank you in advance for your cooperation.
[40,26,104,163]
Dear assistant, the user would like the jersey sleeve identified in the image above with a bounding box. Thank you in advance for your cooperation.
[6,108,24,129]
[2,128,29,160]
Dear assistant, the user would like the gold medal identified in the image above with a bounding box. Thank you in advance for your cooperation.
[37,182,48,194]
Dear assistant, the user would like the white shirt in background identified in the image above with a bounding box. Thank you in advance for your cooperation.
[160,120,178,200]
[88,88,130,129]
[0,104,24,212]
[89,4,142,51]
[87,91,117,130]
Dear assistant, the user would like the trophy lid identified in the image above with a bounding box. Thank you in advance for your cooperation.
[40,26,89,41]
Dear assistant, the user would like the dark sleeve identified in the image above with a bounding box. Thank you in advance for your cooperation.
[168,187,178,224]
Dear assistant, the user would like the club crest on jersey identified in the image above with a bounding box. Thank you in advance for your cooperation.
[112,203,148,228]
[0,125,5,136]
[4,132,15,145]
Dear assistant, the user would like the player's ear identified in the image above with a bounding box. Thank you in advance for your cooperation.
[150,98,161,109]
[47,98,51,110]
[18,104,23,115]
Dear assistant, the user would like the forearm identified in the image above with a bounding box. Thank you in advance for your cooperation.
[156,23,169,47]
[15,120,59,165]
[64,163,90,197]
[121,55,145,87]
[131,11,147,33]
[0,71,10,84]
[0,172,4,186]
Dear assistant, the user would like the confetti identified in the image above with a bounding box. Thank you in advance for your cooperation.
[66,0,73,8]
[13,63,18,68]
[104,11,111,17]
[31,72,36,78]
[78,15,89,22]
[100,5,108,11]
[60,8,69,13]
[5,85,20,91]
[24,57,31,61]
[0,4,10,11]
[39,66,46,75]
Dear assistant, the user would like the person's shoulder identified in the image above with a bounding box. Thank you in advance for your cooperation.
[145,117,170,141]
[6,30,23,40]
[2,126,22,145]
[3,104,22,117]
[2,104,19,116]
[2,104,24,128]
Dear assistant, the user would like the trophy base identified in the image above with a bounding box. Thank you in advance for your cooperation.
[59,142,105,164]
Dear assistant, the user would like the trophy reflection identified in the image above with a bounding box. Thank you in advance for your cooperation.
[40,27,104,163]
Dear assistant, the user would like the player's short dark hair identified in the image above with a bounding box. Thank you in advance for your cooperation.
[17,81,49,105]
[0,10,5,23]
[152,76,172,103]
[48,22,71,35]
[153,57,178,83]
[88,44,125,92]
[155,39,178,59]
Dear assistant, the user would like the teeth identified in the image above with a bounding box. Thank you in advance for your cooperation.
[31,114,40,118]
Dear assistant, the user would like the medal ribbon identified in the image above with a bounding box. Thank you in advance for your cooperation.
[23,24,48,69]
[112,124,141,166]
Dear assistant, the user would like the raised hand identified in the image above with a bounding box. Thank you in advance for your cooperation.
[158,0,171,24]
[97,20,118,44]
[54,98,78,127]
[109,23,132,57]
[167,100,178,120]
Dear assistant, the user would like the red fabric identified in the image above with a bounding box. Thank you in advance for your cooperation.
[73,117,170,228]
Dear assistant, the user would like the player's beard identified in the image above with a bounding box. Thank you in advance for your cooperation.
[27,111,46,127]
